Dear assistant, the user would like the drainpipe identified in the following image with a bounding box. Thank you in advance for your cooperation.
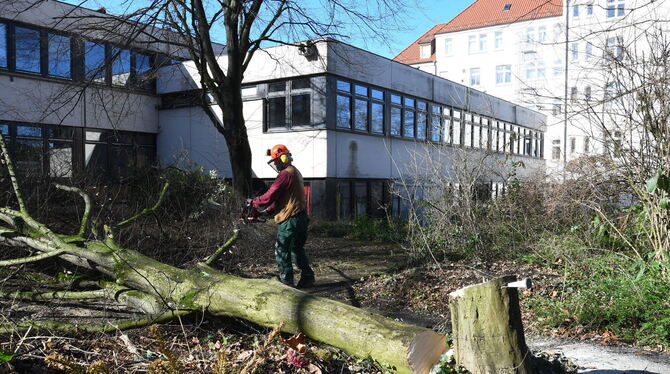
[563,1,570,179]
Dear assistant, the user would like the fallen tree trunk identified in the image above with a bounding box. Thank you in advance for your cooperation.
[0,135,447,374]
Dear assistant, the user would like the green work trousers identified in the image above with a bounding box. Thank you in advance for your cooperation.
[275,211,313,284]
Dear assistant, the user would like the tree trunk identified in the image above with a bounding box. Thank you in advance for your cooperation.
[448,276,533,374]
[0,234,446,374]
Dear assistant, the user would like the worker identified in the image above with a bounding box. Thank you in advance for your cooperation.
[252,144,315,288]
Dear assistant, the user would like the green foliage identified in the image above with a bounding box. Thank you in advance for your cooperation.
[526,248,670,347]
[0,350,13,362]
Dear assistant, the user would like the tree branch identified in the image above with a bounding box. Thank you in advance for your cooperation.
[0,249,66,267]
[203,229,239,265]
[113,182,170,232]
[54,184,92,238]
[0,133,26,214]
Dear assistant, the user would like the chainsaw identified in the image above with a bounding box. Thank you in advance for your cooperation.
[240,198,270,224]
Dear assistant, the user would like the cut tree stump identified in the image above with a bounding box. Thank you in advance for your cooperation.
[449,276,533,374]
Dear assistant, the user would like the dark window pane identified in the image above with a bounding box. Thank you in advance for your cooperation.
[0,23,7,68]
[112,48,131,86]
[417,111,426,140]
[17,125,42,138]
[336,80,350,92]
[354,98,368,131]
[391,94,401,104]
[431,115,441,142]
[85,41,106,82]
[370,182,385,218]
[355,85,368,96]
[48,33,71,78]
[85,143,108,178]
[336,94,351,129]
[110,132,133,144]
[0,124,9,136]
[390,106,401,136]
[293,78,310,89]
[46,126,74,139]
[371,89,383,101]
[403,110,415,138]
[291,94,311,126]
[136,52,151,85]
[432,105,441,114]
[417,101,427,111]
[269,81,286,92]
[137,147,156,168]
[404,97,414,108]
[337,181,351,220]
[135,133,156,146]
[268,97,286,128]
[354,182,367,216]
[15,27,41,73]
[15,139,43,174]
[371,102,384,134]
[111,145,133,181]
[47,141,73,177]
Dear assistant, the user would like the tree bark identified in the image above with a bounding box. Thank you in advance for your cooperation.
[449,276,533,374]
[0,232,446,374]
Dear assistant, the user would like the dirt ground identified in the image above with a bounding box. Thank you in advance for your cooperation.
[0,223,668,373]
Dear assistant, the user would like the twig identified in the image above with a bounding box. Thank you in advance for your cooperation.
[0,133,26,214]
[54,184,92,237]
[0,249,66,267]
[113,182,170,231]
[204,229,240,266]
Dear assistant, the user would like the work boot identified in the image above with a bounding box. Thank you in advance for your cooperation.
[277,275,294,287]
[296,275,315,289]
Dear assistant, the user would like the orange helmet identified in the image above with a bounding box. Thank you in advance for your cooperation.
[267,144,291,162]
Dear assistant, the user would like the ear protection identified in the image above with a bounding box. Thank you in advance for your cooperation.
[280,154,289,163]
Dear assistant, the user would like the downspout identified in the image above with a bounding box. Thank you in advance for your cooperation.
[563,0,570,179]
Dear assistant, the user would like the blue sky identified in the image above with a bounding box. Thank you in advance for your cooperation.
[62,0,472,59]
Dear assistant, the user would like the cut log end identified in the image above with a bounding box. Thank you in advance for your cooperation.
[408,330,448,374]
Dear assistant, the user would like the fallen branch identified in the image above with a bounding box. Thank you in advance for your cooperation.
[204,229,239,265]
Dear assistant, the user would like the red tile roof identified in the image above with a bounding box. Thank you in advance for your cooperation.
[394,0,563,65]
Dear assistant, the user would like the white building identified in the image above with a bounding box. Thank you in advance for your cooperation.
[0,0,546,220]
[394,0,670,174]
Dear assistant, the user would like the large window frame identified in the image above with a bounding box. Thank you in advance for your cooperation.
[267,78,314,130]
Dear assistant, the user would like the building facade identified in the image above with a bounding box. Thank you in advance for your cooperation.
[0,0,546,220]
[394,0,670,174]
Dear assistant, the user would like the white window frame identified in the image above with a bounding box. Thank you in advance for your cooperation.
[469,67,481,86]
[444,38,453,56]
[495,31,503,49]
[479,34,487,51]
[420,44,431,59]
[468,35,476,53]
[607,0,625,18]
[496,64,511,84]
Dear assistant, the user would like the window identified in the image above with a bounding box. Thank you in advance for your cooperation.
[136,53,151,79]
[570,137,576,154]
[46,125,74,178]
[553,59,563,77]
[444,38,453,55]
[525,61,536,80]
[469,67,480,86]
[269,97,287,128]
[15,124,44,175]
[452,110,462,146]
[607,0,625,17]
[570,86,578,102]
[390,94,401,136]
[420,44,431,59]
[111,47,131,86]
[430,105,442,142]
[353,85,368,131]
[537,60,545,78]
[0,23,7,68]
[85,41,106,82]
[587,3,593,15]
[416,101,427,140]
[47,33,71,78]
[551,139,561,160]
[15,26,41,73]
[607,36,624,60]
[585,42,593,59]
[503,3,512,11]
[538,26,547,43]
[268,78,312,129]
[496,65,511,84]
[464,115,472,148]
[572,43,579,60]
[573,4,579,17]
[479,34,487,51]
[468,35,476,53]
[524,130,533,156]
[584,136,590,153]
[495,32,503,49]
[371,89,384,134]
[526,27,535,43]
[403,97,415,138]
[585,86,592,100]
